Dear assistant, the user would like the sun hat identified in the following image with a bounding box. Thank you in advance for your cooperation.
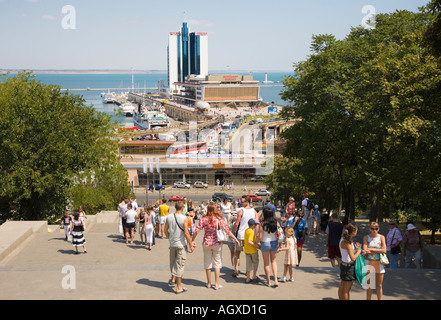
[407,223,417,231]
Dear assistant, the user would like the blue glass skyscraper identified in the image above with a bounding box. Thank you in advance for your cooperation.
[168,22,208,90]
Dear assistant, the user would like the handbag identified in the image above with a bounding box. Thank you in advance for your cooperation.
[379,253,389,265]
[216,219,228,242]
[354,249,366,286]
[390,229,401,254]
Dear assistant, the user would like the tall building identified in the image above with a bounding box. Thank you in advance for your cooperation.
[167,22,208,93]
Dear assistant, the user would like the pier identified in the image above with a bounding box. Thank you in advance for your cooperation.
[60,88,158,91]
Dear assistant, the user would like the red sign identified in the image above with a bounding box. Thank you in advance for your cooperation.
[222,75,240,81]
[170,32,180,35]
[197,32,208,35]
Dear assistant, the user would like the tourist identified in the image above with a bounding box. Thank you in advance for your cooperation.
[124,203,138,244]
[285,197,295,219]
[182,197,188,215]
[57,210,72,241]
[164,201,195,294]
[386,220,402,268]
[159,199,169,239]
[192,204,240,290]
[78,206,87,230]
[326,213,344,267]
[278,226,297,282]
[403,223,423,270]
[117,198,126,234]
[264,199,276,214]
[232,195,260,278]
[301,194,313,234]
[138,207,146,245]
[338,223,363,300]
[363,222,387,300]
[292,211,306,266]
[258,206,281,287]
[244,219,260,283]
[119,199,129,236]
[220,197,232,224]
[320,208,329,233]
[312,205,321,234]
[144,205,155,250]
[71,212,87,254]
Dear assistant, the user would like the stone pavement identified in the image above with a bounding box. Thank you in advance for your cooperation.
[1,211,441,301]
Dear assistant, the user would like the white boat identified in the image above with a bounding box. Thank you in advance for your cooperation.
[133,104,170,130]
[120,102,136,117]
[102,92,115,104]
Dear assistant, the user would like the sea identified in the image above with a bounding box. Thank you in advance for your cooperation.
[12,72,292,127]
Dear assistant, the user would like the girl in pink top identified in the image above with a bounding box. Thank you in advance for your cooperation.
[192,205,239,290]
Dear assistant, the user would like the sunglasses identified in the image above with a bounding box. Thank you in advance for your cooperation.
[370,228,379,231]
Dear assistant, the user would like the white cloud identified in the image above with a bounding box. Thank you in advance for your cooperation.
[41,15,56,20]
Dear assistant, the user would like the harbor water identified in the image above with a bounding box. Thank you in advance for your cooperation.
[18,72,291,127]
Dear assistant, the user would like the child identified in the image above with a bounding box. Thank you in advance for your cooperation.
[278,227,297,282]
[56,210,72,241]
[244,219,260,283]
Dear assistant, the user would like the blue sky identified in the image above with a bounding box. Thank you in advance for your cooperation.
[0,0,430,71]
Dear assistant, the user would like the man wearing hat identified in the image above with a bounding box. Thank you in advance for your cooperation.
[403,224,423,269]
[301,194,313,235]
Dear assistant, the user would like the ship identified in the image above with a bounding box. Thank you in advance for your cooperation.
[102,92,116,104]
[120,102,136,117]
[133,103,170,130]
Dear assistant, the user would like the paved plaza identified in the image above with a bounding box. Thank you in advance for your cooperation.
[1,209,441,302]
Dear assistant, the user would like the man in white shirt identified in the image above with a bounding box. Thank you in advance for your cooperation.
[124,203,138,244]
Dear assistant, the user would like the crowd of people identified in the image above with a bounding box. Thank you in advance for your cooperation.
[58,192,425,298]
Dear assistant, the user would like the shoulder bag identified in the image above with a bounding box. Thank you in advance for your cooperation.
[173,214,192,252]
[216,218,228,242]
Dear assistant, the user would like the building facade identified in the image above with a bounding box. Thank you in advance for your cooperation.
[173,74,260,107]
[167,22,208,93]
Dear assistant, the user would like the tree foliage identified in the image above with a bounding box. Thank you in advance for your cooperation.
[269,6,441,238]
[0,72,131,223]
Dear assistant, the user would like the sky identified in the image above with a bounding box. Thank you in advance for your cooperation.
[0,0,430,72]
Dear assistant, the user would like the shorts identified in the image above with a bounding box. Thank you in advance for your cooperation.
[246,252,259,272]
[126,222,135,229]
[260,240,278,253]
[159,216,167,224]
[203,244,222,269]
[340,263,356,282]
[169,246,187,278]
[296,239,304,248]
[235,240,245,252]
[328,245,341,259]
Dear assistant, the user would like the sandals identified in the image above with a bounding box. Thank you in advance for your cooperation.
[176,287,188,294]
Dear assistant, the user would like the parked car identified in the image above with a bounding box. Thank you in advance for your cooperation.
[169,195,184,201]
[255,189,271,196]
[193,181,208,188]
[248,194,262,201]
[212,193,234,202]
[173,181,191,189]
[149,183,165,191]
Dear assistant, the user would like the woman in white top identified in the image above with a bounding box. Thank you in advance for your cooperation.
[338,223,363,300]
[220,198,232,224]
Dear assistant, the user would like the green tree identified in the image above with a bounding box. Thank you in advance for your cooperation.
[279,7,441,226]
[0,72,130,222]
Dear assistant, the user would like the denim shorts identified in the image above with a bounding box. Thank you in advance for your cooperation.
[260,240,278,253]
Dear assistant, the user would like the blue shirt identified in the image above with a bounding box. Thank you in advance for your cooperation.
[265,203,276,214]
[293,219,306,241]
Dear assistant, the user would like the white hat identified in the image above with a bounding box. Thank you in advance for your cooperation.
[314,205,319,209]
[407,224,417,231]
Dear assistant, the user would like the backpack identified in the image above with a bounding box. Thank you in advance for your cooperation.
[306,199,314,210]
